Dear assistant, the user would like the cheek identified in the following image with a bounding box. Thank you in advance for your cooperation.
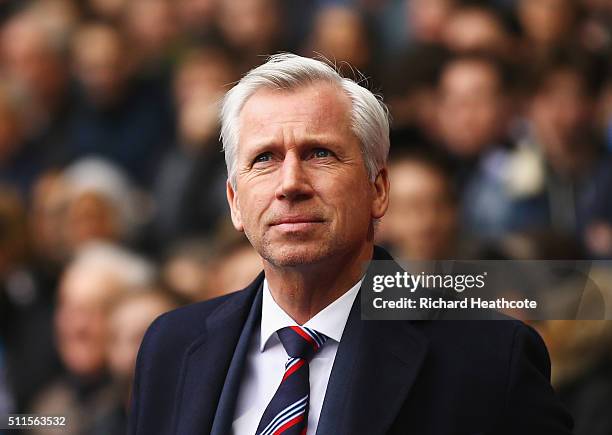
[318,177,372,225]
[236,187,270,229]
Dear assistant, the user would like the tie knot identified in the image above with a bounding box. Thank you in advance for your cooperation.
[277,326,328,360]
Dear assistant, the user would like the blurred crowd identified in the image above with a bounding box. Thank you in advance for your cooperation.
[0,0,612,433]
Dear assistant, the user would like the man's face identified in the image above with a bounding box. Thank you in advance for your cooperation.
[227,82,388,267]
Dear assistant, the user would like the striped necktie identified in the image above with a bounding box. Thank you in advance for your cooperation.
[255,326,328,435]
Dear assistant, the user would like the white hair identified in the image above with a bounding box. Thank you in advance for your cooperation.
[63,157,142,239]
[70,241,155,290]
[220,53,390,188]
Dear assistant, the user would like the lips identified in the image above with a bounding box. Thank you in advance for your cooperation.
[268,215,325,226]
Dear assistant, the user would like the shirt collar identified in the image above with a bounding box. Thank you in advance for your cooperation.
[259,277,362,352]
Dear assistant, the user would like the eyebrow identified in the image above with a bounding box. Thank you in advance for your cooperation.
[241,137,343,158]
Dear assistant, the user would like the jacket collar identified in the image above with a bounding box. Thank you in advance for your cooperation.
[172,246,429,435]
[172,272,264,435]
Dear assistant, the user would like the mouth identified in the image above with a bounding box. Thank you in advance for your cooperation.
[268,216,325,231]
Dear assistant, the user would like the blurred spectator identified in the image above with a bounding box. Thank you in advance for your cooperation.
[527,53,612,256]
[29,242,154,434]
[162,235,261,302]
[152,47,233,246]
[28,170,71,272]
[87,0,127,22]
[535,319,612,435]
[0,340,13,416]
[63,158,148,253]
[66,22,174,186]
[94,289,178,435]
[377,149,459,260]
[384,45,448,144]
[123,0,180,74]
[175,0,219,40]
[460,51,612,253]
[405,0,456,46]
[70,23,130,108]
[442,4,514,58]
[517,0,581,60]
[579,0,612,54]
[1,7,73,169]
[162,239,216,302]
[217,0,286,71]
[437,54,512,163]
[106,289,177,390]
[212,237,262,295]
[0,84,40,197]
[306,5,374,76]
[0,185,62,412]
[26,0,79,44]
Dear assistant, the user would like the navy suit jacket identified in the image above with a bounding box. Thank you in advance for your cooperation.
[129,247,573,434]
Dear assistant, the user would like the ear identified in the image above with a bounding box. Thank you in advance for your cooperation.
[371,167,390,219]
[226,179,244,232]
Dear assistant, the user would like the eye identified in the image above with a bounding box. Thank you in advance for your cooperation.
[253,152,273,164]
[311,148,333,159]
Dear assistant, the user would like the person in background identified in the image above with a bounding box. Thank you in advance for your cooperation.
[441,3,514,58]
[405,0,456,47]
[376,149,459,260]
[0,7,73,174]
[62,158,146,254]
[535,319,612,435]
[211,237,263,296]
[0,85,40,198]
[517,0,581,61]
[92,289,179,435]
[86,0,127,22]
[29,242,154,435]
[122,0,180,74]
[461,51,612,255]
[66,22,174,187]
[382,45,449,146]
[161,239,217,303]
[436,53,513,168]
[0,185,62,412]
[175,0,219,41]
[217,0,286,71]
[528,52,611,257]
[28,170,72,275]
[306,5,375,80]
[151,46,234,247]
[161,235,260,303]
[435,54,526,241]
[0,340,13,417]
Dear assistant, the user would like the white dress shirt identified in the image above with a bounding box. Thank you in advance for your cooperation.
[231,278,361,435]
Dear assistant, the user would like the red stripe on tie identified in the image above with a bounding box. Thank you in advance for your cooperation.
[300,427,307,435]
[273,414,304,435]
[291,326,317,349]
[282,359,306,381]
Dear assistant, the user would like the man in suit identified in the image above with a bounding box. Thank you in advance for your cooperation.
[129,53,573,434]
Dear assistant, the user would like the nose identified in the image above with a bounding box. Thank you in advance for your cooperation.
[275,152,314,201]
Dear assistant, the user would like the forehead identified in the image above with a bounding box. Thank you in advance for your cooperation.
[237,82,354,148]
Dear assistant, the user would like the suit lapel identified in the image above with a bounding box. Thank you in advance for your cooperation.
[172,272,264,435]
[210,284,264,435]
[317,248,429,435]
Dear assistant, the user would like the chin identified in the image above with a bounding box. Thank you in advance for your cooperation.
[260,241,333,267]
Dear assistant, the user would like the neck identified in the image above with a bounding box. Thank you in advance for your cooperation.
[264,243,373,324]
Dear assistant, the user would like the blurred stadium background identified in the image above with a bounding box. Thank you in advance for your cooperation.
[0,0,612,433]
